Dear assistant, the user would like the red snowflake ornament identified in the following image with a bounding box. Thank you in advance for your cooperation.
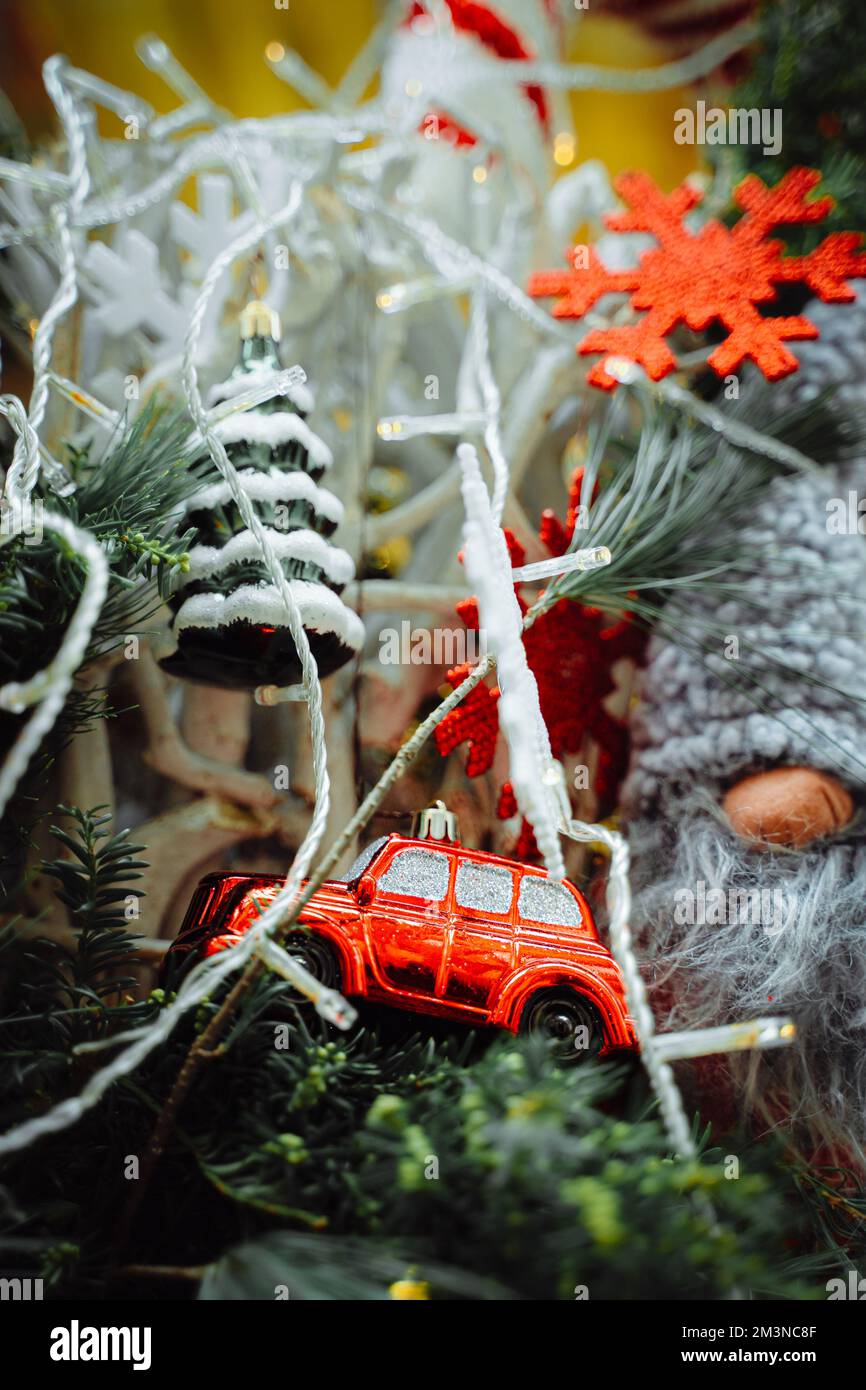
[436,663,501,777]
[528,167,866,390]
[435,470,645,859]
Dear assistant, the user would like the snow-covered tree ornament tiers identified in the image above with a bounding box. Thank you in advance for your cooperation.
[161,301,364,689]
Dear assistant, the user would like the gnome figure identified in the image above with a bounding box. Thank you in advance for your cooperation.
[624,295,866,1164]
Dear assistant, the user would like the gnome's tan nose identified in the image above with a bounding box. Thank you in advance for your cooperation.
[722,766,854,849]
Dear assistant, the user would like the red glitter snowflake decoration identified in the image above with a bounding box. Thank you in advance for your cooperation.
[435,470,645,858]
[528,167,866,390]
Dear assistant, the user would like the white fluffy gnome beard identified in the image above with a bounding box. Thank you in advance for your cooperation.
[629,789,866,1167]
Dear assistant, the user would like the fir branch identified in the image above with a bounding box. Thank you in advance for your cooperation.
[37,806,147,1008]
[0,401,201,693]
[1,806,150,1040]
[0,806,153,1164]
[731,0,866,250]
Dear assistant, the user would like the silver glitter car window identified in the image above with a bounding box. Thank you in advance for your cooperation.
[378,848,450,901]
[342,835,389,881]
[455,861,513,915]
[518,876,581,927]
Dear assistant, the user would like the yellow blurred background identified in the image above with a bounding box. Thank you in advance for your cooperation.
[0,0,697,188]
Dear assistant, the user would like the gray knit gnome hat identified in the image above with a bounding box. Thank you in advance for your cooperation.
[623,295,866,820]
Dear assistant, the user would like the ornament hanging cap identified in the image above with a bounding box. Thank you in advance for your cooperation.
[240,251,280,341]
[412,799,460,843]
[240,298,281,342]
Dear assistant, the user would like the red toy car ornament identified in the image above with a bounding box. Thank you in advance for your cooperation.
[166,802,638,1061]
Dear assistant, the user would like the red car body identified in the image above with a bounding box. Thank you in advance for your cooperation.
[167,833,638,1055]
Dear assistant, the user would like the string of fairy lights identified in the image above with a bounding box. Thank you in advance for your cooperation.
[0,18,794,1164]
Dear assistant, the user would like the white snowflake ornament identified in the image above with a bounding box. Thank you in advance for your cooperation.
[84,227,192,355]
[170,175,254,283]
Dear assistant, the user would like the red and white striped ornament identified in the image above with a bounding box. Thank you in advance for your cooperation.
[381,0,567,227]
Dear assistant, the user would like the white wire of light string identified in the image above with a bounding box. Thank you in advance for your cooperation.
[558,812,695,1158]
[356,187,824,477]
[0,61,109,821]
[0,410,109,820]
[0,48,365,1162]
[438,19,758,98]
[459,436,694,1156]
[0,24,731,1161]
[469,294,509,526]
[0,188,352,1161]
[179,186,332,898]
[0,13,756,253]
[5,56,88,498]
[0,870,351,1158]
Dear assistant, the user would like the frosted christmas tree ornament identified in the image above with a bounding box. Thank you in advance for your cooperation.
[160,297,364,689]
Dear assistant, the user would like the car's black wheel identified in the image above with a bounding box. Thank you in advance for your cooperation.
[284,930,342,998]
[519,989,605,1063]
